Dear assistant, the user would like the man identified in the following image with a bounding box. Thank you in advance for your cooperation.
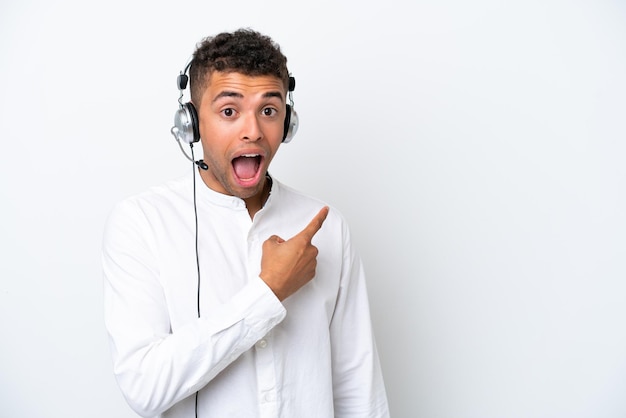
[102,28,389,417]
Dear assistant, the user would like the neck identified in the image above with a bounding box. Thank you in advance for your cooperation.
[245,174,272,219]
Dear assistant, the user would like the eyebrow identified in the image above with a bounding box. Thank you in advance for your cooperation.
[212,90,284,104]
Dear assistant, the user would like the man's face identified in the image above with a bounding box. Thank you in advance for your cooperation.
[196,71,287,202]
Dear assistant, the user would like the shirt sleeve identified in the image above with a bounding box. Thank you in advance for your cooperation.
[102,199,286,417]
[330,219,390,418]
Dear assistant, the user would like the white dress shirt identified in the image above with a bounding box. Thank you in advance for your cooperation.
[102,170,389,417]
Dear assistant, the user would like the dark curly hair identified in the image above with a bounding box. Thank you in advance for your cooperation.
[189,28,290,105]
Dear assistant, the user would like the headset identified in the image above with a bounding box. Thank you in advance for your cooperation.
[171,61,299,151]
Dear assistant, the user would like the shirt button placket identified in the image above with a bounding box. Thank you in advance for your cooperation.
[248,226,278,417]
[256,334,278,417]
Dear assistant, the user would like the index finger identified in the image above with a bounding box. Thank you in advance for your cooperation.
[297,206,329,242]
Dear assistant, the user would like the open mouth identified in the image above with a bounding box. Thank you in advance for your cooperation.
[232,154,263,182]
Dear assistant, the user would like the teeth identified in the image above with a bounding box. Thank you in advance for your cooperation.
[241,154,259,158]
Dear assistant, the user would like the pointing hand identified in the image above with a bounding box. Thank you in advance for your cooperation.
[260,206,329,301]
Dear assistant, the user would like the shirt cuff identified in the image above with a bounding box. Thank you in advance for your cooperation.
[229,276,286,336]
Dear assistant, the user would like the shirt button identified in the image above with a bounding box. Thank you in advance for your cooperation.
[264,392,276,402]
[256,339,268,349]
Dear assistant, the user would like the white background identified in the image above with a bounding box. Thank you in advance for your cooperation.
[1,0,625,417]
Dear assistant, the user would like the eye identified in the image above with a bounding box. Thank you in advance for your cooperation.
[222,108,235,117]
[262,107,279,117]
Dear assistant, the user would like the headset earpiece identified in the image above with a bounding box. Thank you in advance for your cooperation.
[282,104,298,143]
[173,102,200,144]
[172,62,200,145]
[282,76,298,143]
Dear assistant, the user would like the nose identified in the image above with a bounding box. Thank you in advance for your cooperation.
[241,113,262,142]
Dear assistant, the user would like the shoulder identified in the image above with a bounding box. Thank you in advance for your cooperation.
[105,174,192,229]
[269,178,351,235]
[272,179,327,207]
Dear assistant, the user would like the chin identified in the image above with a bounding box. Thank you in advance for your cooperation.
[229,179,265,200]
